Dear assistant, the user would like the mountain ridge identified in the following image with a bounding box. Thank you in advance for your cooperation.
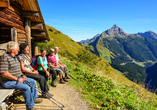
[79,25,157,84]
[80,25,157,42]
[136,30,157,40]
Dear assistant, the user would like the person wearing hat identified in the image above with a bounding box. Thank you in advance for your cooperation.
[17,43,53,97]
[47,49,68,84]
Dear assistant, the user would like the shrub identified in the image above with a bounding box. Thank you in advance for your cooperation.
[49,28,53,32]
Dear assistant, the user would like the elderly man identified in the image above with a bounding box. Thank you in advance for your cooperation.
[54,47,70,79]
[0,41,42,110]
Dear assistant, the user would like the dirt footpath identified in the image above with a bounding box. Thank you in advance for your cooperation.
[14,83,90,110]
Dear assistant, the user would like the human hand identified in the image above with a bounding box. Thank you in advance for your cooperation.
[56,66,60,68]
[22,75,27,81]
[46,71,50,76]
[33,70,39,75]
[19,78,24,83]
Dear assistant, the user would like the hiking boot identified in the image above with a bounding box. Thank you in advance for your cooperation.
[60,79,65,84]
[26,107,36,110]
[66,75,71,79]
[34,98,43,103]
[46,92,53,97]
[63,78,68,82]
[51,81,57,87]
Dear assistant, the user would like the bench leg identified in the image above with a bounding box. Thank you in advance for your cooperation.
[0,102,6,110]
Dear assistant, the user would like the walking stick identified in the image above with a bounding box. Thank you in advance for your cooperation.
[25,80,65,110]
[66,72,79,82]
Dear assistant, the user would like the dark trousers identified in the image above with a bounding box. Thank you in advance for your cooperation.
[38,67,57,81]
[24,73,49,93]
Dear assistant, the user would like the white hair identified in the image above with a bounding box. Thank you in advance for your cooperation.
[50,48,55,52]
[54,47,58,50]
[7,41,18,52]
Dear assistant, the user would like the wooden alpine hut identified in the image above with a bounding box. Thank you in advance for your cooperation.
[0,0,49,57]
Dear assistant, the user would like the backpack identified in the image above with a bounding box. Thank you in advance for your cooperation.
[31,55,41,70]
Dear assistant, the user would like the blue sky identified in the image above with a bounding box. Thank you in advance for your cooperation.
[38,0,157,41]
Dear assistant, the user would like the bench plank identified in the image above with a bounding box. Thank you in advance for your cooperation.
[0,88,14,103]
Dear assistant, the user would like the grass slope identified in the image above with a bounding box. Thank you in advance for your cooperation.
[41,25,84,58]
[38,25,157,109]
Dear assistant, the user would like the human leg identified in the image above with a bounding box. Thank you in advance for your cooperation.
[25,73,49,93]
[55,68,68,83]
[24,77,39,99]
[49,67,57,87]
[1,80,35,109]
[49,67,57,81]
[64,65,68,73]
[38,70,48,81]
[60,65,70,79]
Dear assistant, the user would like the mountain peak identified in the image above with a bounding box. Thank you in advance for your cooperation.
[113,24,118,27]
[105,25,127,37]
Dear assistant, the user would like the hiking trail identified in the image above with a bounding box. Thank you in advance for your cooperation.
[14,82,90,110]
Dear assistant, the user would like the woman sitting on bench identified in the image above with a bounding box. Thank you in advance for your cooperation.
[17,43,53,97]
[37,49,57,87]
[47,49,68,84]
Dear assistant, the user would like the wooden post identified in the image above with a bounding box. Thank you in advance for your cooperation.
[11,27,17,42]
[25,18,31,57]
[31,42,38,56]
[35,42,38,55]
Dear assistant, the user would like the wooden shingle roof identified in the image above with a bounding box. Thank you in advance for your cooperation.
[18,0,49,41]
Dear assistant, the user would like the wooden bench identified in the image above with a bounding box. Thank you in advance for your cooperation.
[0,79,14,110]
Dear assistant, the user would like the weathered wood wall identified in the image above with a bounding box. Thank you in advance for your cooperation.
[0,0,49,56]
[0,3,26,44]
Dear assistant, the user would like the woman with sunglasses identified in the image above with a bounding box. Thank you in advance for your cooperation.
[37,49,57,87]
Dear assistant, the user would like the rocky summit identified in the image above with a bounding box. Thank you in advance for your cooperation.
[105,25,128,37]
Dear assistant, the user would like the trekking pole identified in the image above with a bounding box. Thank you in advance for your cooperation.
[59,68,79,82]
[66,73,79,82]
[25,80,65,107]
[25,80,65,110]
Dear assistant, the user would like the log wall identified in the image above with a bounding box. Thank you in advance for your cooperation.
[0,0,49,56]
[0,1,26,44]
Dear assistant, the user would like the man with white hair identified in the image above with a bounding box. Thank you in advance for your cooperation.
[0,41,42,110]
[54,47,70,79]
